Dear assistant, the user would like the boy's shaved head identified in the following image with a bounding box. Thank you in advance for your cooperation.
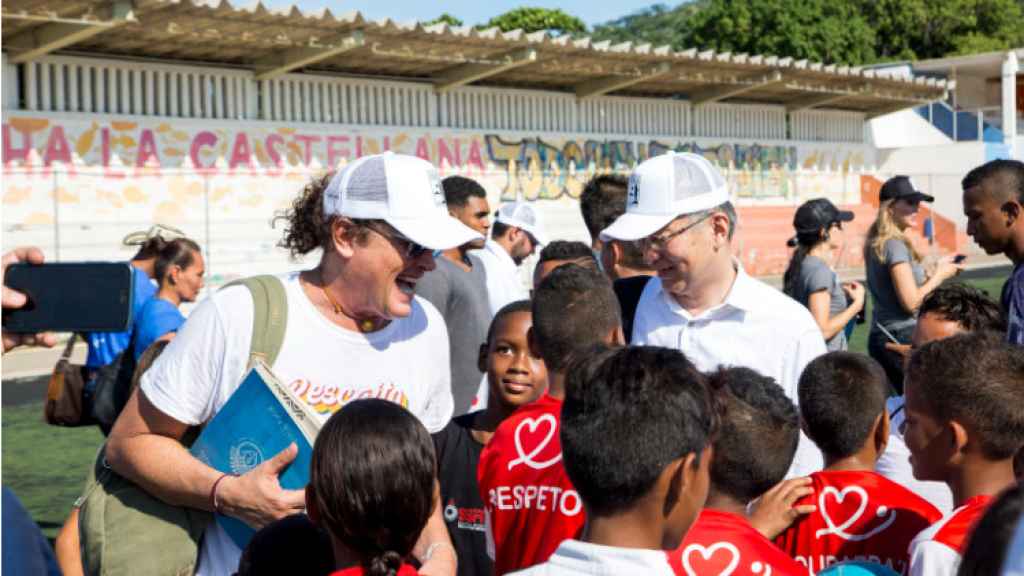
[708,367,800,503]
[907,332,1024,459]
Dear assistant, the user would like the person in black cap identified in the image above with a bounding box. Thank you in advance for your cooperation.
[783,198,866,351]
[864,175,963,392]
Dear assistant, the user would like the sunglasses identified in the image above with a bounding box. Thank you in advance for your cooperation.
[366,223,441,260]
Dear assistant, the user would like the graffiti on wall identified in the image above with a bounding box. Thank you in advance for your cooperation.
[2,115,868,203]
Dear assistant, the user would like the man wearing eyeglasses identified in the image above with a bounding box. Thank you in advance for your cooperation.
[473,202,547,316]
[601,152,827,478]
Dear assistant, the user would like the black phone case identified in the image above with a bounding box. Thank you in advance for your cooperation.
[2,262,135,333]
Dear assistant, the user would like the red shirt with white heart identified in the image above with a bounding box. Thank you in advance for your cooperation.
[668,509,806,576]
[775,470,943,575]
[907,495,994,576]
[477,394,584,575]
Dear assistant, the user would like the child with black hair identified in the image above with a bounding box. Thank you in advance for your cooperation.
[478,265,624,575]
[532,241,598,289]
[903,333,1024,576]
[433,300,547,576]
[513,345,716,575]
[956,483,1024,576]
[669,367,807,576]
[776,352,943,575]
[306,399,437,576]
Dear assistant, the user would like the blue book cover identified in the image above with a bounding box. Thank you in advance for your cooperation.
[191,361,321,550]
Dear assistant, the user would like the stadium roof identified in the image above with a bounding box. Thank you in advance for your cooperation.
[2,0,950,116]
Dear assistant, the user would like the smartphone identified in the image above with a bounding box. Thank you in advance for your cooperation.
[953,254,967,264]
[2,262,134,333]
[874,322,902,345]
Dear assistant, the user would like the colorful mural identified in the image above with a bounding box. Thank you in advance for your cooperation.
[3,115,868,202]
[1,113,872,278]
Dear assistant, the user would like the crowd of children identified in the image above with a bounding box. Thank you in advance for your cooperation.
[239,157,1023,576]
[5,155,1022,576]
[229,269,1021,576]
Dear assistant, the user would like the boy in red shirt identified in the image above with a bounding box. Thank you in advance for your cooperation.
[477,265,624,574]
[903,332,1024,576]
[513,345,716,575]
[776,352,943,575]
[433,300,547,576]
[669,367,808,576]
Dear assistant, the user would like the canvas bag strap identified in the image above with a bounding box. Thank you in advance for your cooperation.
[59,333,79,362]
[223,275,288,368]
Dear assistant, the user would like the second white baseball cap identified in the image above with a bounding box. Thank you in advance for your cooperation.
[495,201,548,246]
[600,152,730,241]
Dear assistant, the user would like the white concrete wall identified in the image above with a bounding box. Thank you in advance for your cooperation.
[867,108,951,148]
[876,142,989,232]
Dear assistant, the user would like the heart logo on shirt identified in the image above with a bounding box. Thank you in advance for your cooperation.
[508,414,562,471]
[815,485,898,541]
[681,542,740,576]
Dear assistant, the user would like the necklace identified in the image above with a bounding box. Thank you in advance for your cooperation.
[319,279,380,333]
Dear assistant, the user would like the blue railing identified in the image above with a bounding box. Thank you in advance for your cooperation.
[915,102,1004,142]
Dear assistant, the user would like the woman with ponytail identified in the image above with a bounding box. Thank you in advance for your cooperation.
[132,237,204,361]
[864,176,962,391]
[783,198,865,351]
[308,399,438,576]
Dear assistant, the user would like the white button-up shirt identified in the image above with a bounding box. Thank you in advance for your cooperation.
[509,539,676,576]
[472,239,529,316]
[632,266,828,477]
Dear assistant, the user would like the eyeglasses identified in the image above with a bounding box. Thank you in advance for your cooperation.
[640,213,713,251]
[365,223,440,260]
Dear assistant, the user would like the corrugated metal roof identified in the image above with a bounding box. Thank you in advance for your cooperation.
[2,0,949,113]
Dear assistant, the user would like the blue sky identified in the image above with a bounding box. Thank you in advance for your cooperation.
[261,0,663,28]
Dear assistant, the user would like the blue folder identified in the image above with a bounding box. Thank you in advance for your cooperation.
[190,361,321,550]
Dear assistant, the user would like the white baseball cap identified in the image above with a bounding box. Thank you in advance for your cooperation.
[600,152,730,241]
[495,202,548,245]
[323,152,482,250]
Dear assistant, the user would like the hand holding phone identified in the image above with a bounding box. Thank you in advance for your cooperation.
[953,254,967,264]
[2,247,59,352]
[2,262,135,334]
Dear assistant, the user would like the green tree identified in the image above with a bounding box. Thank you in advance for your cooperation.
[592,3,705,47]
[481,7,587,35]
[870,0,1024,59]
[591,0,1024,64]
[683,0,876,65]
[424,13,464,27]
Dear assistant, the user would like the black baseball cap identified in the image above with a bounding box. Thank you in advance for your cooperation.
[793,198,855,234]
[880,175,935,203]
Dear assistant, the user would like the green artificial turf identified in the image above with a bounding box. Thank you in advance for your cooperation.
[847,275,1007,354]
[2,402,104,539]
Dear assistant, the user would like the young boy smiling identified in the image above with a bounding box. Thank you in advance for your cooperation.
[432,300,547,576]
[903,332,1024,575]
